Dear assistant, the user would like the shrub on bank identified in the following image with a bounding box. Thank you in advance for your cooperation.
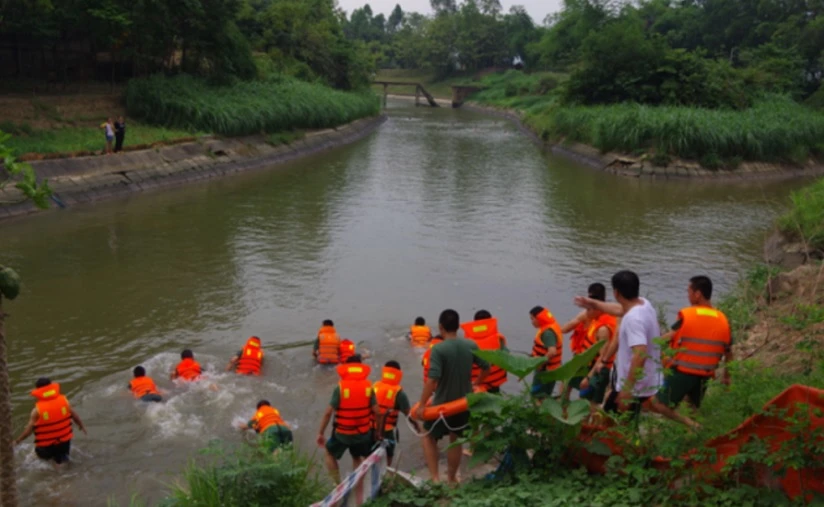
[778,177,824,250]
[126,74,380,137]
[529,96,824,164]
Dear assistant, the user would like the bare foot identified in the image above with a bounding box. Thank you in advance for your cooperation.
[462,448,473,457]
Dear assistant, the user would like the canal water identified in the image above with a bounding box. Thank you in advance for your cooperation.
[0,99,805,505]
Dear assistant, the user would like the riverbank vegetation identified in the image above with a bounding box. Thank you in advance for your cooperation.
[778,178,824,251]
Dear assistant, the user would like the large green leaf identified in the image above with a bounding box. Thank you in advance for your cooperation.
[467,391,504,415]
[540,398,590,425]
[537,340,605,383]
[473,349,546,379]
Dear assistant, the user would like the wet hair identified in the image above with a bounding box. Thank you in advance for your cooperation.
[323,319,334,327]
[181,349,194,359]
[414,316,425,326]
[133,366,146,377]
[690,276,713,300]
[529,306,544,317]
[346,354,362,363]
[256,400,271,409]
[588,283,606,302]
[439,309,460,333]
[611,270,640,300]
[35,378,50,388]
[474,309,492,320]
[385,360,401,370]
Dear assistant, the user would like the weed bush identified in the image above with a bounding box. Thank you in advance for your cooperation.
[127,74,380,137]
[778,177,824,250]
[529,96,824,163]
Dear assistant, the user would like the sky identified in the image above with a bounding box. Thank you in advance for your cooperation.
[336,0,564,25]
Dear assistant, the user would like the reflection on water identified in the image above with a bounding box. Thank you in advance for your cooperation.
[0,99,806,505]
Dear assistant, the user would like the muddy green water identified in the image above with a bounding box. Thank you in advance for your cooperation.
[0,100,807,505]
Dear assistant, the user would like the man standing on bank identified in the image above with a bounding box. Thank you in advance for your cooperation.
[576,270,663,419]
[416,309,490,485]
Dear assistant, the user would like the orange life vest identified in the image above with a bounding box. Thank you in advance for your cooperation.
[570,322,588,355]
[531,309,563,371]
[252,405,288,433]
[175,358,202,381]
[461,318,507,388]
[339,339,356,363]
[317,326,341,364]
[334,363,373,435]
[31,383,73,448]
[583,313,617,370]
[237,337,263,375]
[129,376,160,398]
[422,337,444,383]
[409,325,432,346]
[373,366,403,431]
[670,306,731,377]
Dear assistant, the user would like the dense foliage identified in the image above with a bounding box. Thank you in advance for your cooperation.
[126,74,380,136]
[778,177,824,250]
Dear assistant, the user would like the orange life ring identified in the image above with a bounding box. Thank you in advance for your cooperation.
[411,385,487,421]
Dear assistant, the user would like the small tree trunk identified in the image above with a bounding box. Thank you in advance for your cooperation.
[0,294,19,507]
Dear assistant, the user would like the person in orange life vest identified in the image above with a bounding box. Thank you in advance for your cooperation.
[317,355,383,483]
[558,306,591,402]
[14,377,87,466]
[462,309,508,394]
[129,366,162,402]
[171,349,202,381]
[227,336,264,375]
[647,276,732,427]
[408,316,433,346]
[529,306,563,398]
[416,309,490,486]
[571,283,618,406]
[373,360,419,466]
[238,400,293,454]
[421,334,444,384]
[313,319,342,364]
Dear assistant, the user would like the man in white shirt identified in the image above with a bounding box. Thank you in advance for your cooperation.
[575,270,663,418]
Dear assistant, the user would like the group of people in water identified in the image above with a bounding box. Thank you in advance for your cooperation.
[14,269,732,486]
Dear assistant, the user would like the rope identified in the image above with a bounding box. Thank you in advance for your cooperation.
[401,411,471,437]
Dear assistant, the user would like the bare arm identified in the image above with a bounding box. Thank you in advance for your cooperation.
[71,408,87,435]
[316,406,334,446]
[574,297,623,317]
[226,356,239,372]
[587,327,612,377]
[620,345,647,401]
[373,403,384,441]
[560,310,587,334]
[14,409,38,445]
[417,378,438,418]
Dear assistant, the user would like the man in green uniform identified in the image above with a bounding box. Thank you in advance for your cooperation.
[317,355,382,483]
[530,306,562,398]
[416,309,490,485]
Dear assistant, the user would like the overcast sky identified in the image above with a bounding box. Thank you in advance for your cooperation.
[336,0,563,25]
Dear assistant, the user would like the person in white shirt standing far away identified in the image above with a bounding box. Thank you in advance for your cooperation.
[575,270,663,420]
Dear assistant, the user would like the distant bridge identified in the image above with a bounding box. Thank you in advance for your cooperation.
[373,81,440,107]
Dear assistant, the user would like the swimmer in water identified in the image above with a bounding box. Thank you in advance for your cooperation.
[237,400,293,455]
[129,366,163,402]
[171,349,202,381]
[227,336,264,375]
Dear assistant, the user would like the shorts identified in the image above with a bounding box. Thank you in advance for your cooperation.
[484,386,501,395]
[383,429,398,459]
[423,411,469,441]
[261,425,293,453]
[569,367,611,404]
[325,433,373,460]
[106,135,114,142]
[140,393,163,403]
[530,371,556,398]
[35,441,71,464]
[656,368,708,408]
[604,391,650,420]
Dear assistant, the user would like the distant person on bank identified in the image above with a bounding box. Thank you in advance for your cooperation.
[15,377,87,466]
[114,116,126,153]
[101,118,114,155]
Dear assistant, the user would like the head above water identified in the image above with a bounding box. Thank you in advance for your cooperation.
[385,360,401,370]
[414,316,425,326]
[35,377,51,388]
[438,309,460,334]
[346,354,362,364]
[133,366,146,377]
[322,319,334,327]
[181,349,194,360]
[256,400,271,409]
[611,270,640,302]
[688,275,713,304]
[474,309,492,320]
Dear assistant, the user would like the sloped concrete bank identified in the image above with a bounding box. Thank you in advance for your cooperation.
[0,115,386,221]
[463,103,824,180]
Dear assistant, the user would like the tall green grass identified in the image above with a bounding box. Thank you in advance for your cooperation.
[529,96,824,164]
[127,74,380,136]
[778,177,824,249]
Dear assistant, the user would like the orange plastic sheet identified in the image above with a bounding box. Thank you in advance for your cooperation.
[576,385,824,502]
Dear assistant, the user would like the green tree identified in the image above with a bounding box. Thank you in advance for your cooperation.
[387,3,404,33]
